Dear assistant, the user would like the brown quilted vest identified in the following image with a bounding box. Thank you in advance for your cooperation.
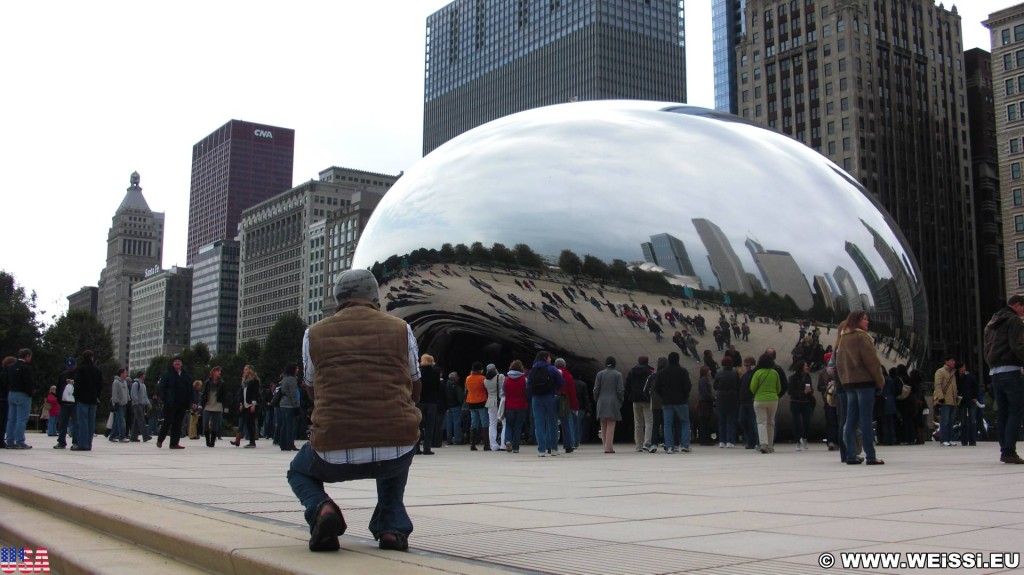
[308,300,421,451]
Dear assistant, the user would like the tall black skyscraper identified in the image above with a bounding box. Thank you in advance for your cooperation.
[712,0,745,113]
[423,0,687,154]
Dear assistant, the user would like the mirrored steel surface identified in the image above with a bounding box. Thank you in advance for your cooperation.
[353,101,926,438]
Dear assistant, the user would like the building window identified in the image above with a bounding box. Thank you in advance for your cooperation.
[1013,139,1022,154]
[1010,79,1018,96]
[1018,242,1024,260]
[1014,189,1023,206]
[1017,50,1024,68]
[1008,53,1016,71]
[1017,24,1024,42]
[1014,162,1022,180]
[1011,104,1019,122]
[1005,29,1013,46]
[1016,215,1024,232]
[1018,268,1024,287]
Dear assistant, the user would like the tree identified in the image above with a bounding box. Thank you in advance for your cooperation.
[490,243,515,265]
[39,308,118,404]
[582,255,610,280]
[237,339,263,366]
[260,313,306,383]
[469,241,490,262]
[453,243,471,262]
[558,250,583,276]
[439,243,455,262]
[0,271,42,359]
[513,244,543,269]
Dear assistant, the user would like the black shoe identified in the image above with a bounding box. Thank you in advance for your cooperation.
[378,532,408,551]
[309,500,346,552]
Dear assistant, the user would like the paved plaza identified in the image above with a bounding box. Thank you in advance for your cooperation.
[1,429,1023,574]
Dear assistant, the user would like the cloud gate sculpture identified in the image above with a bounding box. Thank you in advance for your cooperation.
[352,100,926,441]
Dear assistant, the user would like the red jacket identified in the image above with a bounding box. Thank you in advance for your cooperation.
[503,373,529,410]
[558,367,579,410]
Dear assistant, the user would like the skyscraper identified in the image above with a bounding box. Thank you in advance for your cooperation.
[186,120,294,265]
[97,172,164,367]
[984,7,1024,301]
[746,238,813,310]
[737,0,975,364]
[712,0,745,113]
[963,47,1004,326]
[129,266,193,375]
[641,233,696,277]
[422,0,687,154]
[692,218,752,296]
[190,240,240,356]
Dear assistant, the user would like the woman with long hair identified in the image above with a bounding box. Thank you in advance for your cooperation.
[788,360,813,451]
[232,365,261,448]
[834,310,885,465]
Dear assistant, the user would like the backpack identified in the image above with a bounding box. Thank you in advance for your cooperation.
[446,380,461,406]
[641,372,656,402]
[825,381,838,408]
[529,364,555,395]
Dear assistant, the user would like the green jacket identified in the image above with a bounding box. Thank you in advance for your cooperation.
[749,368,782,401]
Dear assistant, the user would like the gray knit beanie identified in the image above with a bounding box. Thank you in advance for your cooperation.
[333,269,380,307]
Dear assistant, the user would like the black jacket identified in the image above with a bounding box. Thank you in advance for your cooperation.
[8,359,34,395]
[159,367,193,409]
[419,365,443,405]
[788,372,813,403]
[655,362,692,405]
[73,360,103,405]
[626,364,653,403]
[984,306,1024,368]
[57,369,76,405]
[201,379,226,407]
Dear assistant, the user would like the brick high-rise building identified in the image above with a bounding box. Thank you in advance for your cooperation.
[737,0,975,366]
[186,120,294,265]
[422,0,687,155]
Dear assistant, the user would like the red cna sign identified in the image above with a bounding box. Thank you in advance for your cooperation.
[0,547,49,573]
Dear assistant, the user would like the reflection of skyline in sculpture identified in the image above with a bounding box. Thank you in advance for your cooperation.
[745,237,814,310]
[351,101,929,377]
[812,275,835,312]
[862,219,926,337]
[692,218,752,296]
[845,240,893,326]
[642,233,696,277]
[833,266,866,312]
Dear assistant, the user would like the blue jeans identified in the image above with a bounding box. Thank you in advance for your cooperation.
[149,405,162,436]
[279,407,297,450]
[843,388,877,462]
[572,410,583,447]
[202,410,223,439]
[717,401,737,444]
[287,444,413,539]
[6,392,31,446]
[470,408,488,432]
[559,409,575,450]
[46,415,58,436]
[76,403,98,450]
[837,390,849,461]
[991,370,1024,457]
[111,404,127,440]
[504,408,527,450]
[738,401,758,448]
[444,407,463,444]
[939,404,956,443]
[663,404,691,449]
[532,394,559,453]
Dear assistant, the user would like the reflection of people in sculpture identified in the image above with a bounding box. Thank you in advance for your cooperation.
[541,302,568,323]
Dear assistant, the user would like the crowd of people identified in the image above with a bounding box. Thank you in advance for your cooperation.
[6,268,1024,555]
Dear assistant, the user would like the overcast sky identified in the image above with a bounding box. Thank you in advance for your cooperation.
[0,0,1012,324]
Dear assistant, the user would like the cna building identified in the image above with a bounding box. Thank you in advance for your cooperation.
[423,0,687,154]
[186,120,294,265]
